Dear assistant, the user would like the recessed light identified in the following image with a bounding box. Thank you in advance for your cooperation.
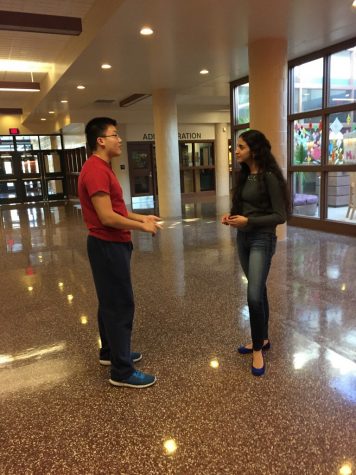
[200,69,209,75]
[48,111,55,114]
[353,0,356,7]
[77,84,85,90]
[101,64,112,69]
[140,26,154,36]
[40,118,46,121]
[61,100,68,103]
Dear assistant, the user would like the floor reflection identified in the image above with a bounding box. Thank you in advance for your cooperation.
[0,199,355,473]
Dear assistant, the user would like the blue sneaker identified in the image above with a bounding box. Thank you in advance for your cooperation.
[109,370,156,388]
[99,352,143,366]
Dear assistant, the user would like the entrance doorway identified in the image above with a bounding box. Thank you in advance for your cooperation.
[127,142,157,207]
[0,135,66,204]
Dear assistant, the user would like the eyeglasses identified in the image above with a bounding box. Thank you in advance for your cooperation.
[100,133,120,138]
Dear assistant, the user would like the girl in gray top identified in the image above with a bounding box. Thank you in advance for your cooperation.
[221,129,289,376]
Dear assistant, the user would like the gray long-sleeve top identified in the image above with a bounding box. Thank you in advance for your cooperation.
[235,172,287,234]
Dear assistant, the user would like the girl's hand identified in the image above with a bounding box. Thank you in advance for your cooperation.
[221,213,231,225]
[226,214,248,228]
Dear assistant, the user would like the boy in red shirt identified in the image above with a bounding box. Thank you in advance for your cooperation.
[78,117,162,388]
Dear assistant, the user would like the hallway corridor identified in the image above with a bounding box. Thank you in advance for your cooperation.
[0,201,355,475]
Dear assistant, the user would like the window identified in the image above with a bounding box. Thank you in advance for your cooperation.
[231,79,250,185]
[292,58,323,113]
[289,40,356,228]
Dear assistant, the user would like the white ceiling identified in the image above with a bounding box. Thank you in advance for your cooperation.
[0,0,356,131]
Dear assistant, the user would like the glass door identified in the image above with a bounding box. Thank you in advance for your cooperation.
[0,134,65,204]
[127,142,157,197]
[42,150,66,200]
[19,151,44,202]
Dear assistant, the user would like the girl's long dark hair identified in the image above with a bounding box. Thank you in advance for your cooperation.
[231,129,290,215]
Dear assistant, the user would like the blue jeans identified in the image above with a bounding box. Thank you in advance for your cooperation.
[236,231,277,351]
[87,236,135,380]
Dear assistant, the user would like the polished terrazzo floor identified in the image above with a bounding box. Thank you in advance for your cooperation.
[0,199,355,475]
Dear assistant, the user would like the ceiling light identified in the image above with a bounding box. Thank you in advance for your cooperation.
[140,26,154,36]
[0,60,52,73]
[40,118,46,121]
[48,111,55,114]
[353,0,356,7]
[200,69,209,75]
[101,63,112,69]
[0,81,40,92]
[61,100,68,103]
[77,85,85,89]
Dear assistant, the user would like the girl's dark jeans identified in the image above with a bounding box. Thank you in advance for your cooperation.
[236,231,277,351]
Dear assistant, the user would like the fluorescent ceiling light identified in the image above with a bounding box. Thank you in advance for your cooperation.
[40,118,46,121]
[0,81,40,92]
[0,59,52,72]
[61,100,68,103]
[140,26,154,35]
[77,85,85,89]
[101,63,112,69]
[48,111,55,114]
[200,69,209,75]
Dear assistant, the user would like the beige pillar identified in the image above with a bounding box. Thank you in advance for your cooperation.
[152,89,182,218]
[215,123,230,198]
[249,38,288,240]
[112,124,131,206]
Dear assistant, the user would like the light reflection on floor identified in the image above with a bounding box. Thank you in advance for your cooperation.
[0,200,355,474]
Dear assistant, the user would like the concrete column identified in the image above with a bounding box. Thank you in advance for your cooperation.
[112,124,131,206]
[248,38,288,240]
[152,89,181,218]
[215,123,230,198]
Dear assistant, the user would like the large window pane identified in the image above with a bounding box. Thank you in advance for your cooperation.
[292,58,323,113]
[0,154,13,175]
[44,152,62,173]
[328,47,356,107]
[0,181,17,199]
[233,83,249,124]
[293,118,322,165]
[15,136,39,151]
[24,180,42,198]
[0,136,15,151]
[328,112,356,165]
[292,172,320,217]
[345,173,356,222]
[21,154,40,174]
[47,179,63,195]
[39,135,62,150]
[327,172,356,225]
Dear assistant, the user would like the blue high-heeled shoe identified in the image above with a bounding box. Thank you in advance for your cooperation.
[251,362,265,376]
[251,353,265,376]
[238,341,270,355]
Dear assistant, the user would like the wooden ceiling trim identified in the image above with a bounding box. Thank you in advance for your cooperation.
[0,10,82,36]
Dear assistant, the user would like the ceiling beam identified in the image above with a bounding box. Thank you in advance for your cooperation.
[0,108,23,115]
[0,10,82,36]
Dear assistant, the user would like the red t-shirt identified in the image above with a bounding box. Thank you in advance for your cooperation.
[78,155,131,242]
